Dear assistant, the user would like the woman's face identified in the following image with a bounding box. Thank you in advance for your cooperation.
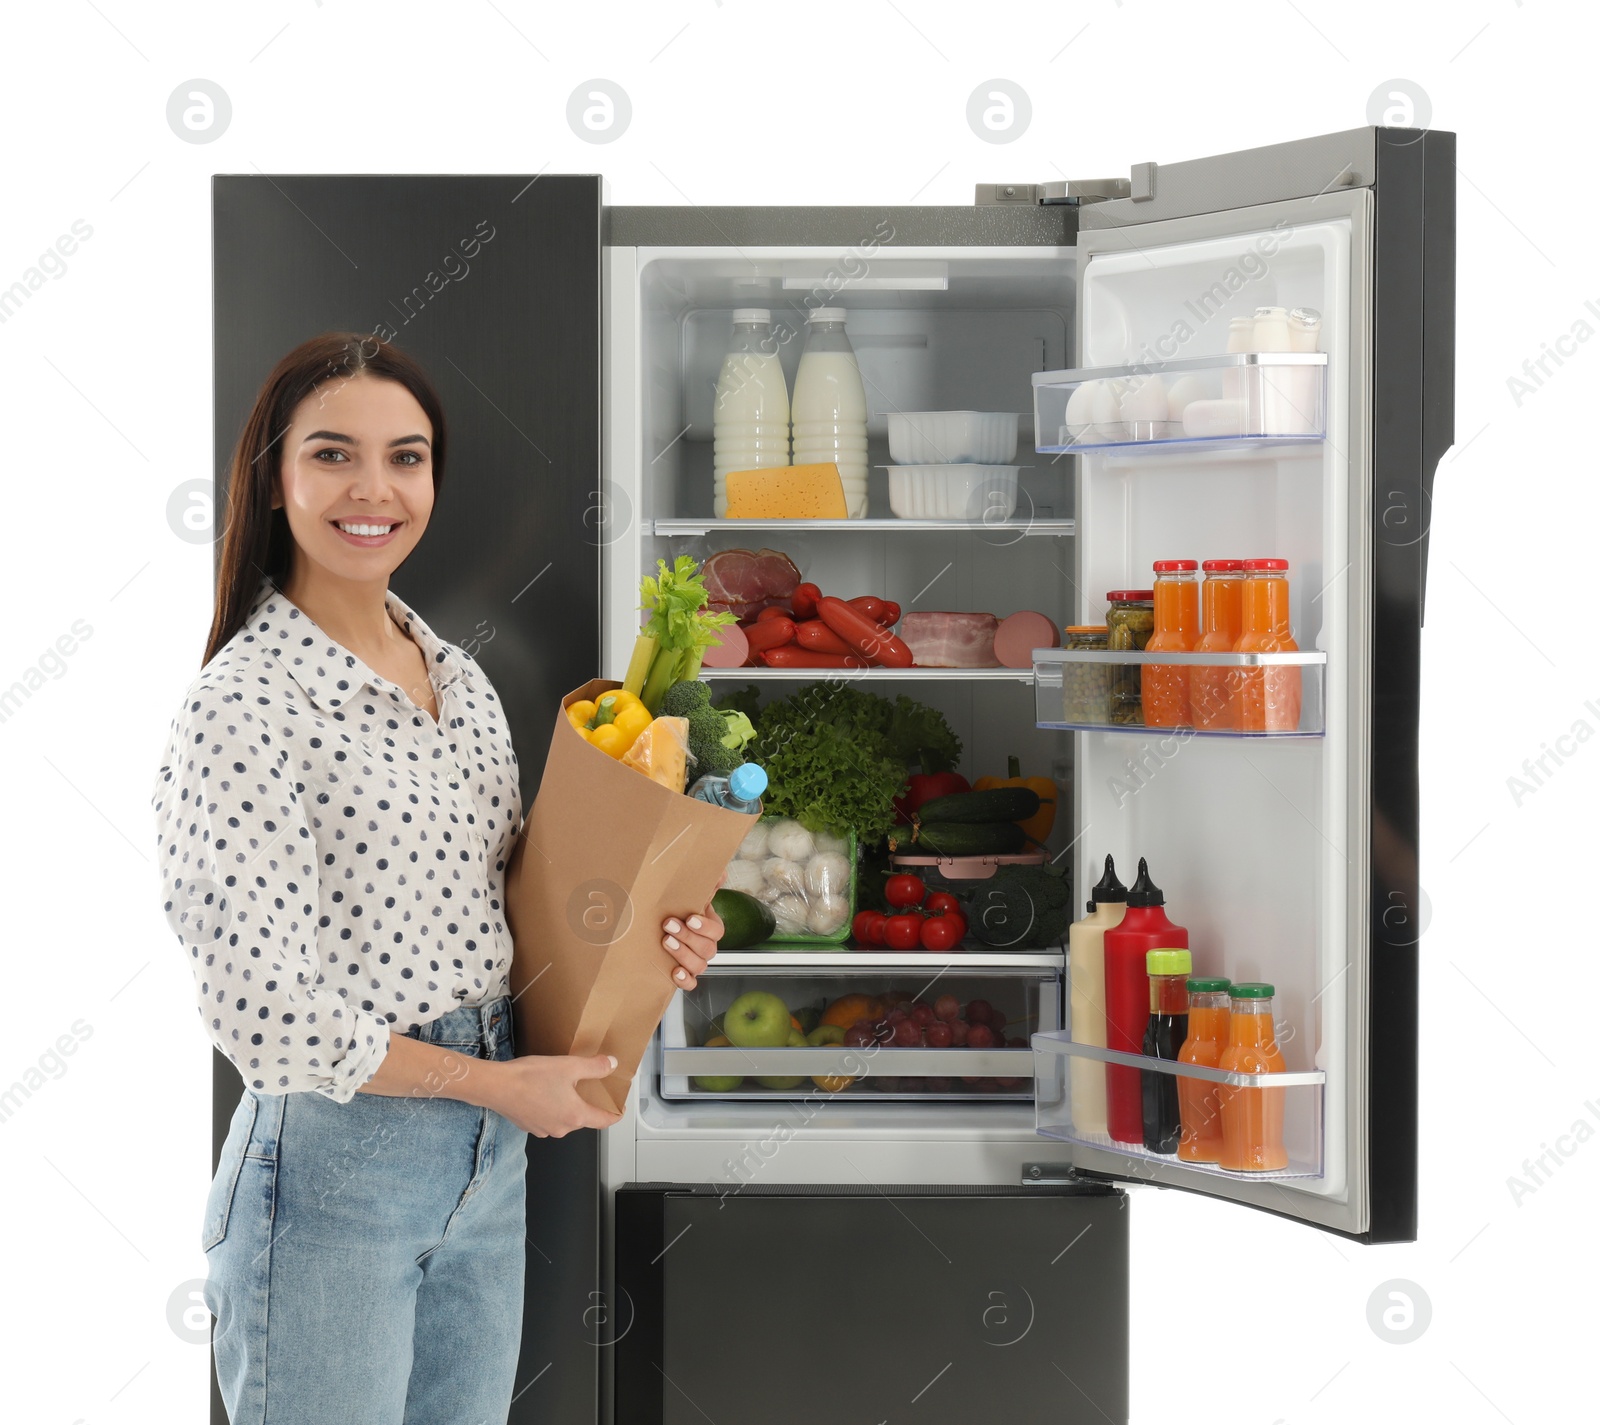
[273,372,435,583]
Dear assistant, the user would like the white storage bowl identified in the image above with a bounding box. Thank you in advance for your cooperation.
[886,411,1019,465]
[886,464,1020,521]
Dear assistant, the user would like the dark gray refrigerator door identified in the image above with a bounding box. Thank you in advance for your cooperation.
[210,173,604,1424]
[614,1184,1129,1425]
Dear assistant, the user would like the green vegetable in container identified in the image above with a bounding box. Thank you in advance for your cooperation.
[968,864,1074,950]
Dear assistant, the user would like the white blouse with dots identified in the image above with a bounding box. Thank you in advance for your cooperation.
[151,576,522,1102]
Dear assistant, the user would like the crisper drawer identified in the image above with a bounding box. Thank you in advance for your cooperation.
[658,964,1060,1102]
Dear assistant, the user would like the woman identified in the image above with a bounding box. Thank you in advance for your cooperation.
[151,332,723,1423]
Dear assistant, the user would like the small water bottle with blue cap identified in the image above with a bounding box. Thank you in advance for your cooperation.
[687,762,767,815]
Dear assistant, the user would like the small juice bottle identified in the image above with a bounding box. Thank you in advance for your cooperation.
[1233,558,1302,732]
[1189,560,1244,731]
[1176,976,1231,1162]
[1142,560,1199,728]
[1216,982,1289,1172]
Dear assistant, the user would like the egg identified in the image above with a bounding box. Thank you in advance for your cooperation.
[1118,374,1168,434]
[1063,379,1099,440]
[1165,374,1209,423]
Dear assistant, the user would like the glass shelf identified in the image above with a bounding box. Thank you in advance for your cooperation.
[1032,1031,1325,1181]
[651,518,1075,537]
[703,665,1038,683]
[1032,352,1328,456]
[1032,648,1326,737]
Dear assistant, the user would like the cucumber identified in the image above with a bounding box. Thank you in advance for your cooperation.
[712,888,777,951]
[916,787,1041,825]
[894,820,1028,856]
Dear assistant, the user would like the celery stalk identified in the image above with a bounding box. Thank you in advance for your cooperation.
[640,646,682,713]
[679,647,705,683]
[622,633,657,697]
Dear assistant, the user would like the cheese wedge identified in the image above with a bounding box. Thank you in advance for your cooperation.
[725,463,848,519]
[621,715,688,794]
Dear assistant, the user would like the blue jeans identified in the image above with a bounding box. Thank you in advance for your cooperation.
[203,996,529,1424]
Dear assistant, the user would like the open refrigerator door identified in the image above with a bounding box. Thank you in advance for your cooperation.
[1030,188,1383,1236]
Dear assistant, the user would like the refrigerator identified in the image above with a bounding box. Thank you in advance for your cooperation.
[210,123,1453,1425]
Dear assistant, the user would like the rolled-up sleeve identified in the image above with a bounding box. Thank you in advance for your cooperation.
[152,690,391,1102]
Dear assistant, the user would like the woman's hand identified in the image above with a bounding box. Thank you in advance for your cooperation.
[476,1052,624,1138]
[661,896,725,992]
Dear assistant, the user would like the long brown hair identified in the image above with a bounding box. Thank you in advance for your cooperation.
[203,332,448,667]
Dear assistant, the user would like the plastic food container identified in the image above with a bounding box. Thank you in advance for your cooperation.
[886,411,1019,465]
[889,851,1048,883]
[885,464,1020,521]
[721,817,857,944]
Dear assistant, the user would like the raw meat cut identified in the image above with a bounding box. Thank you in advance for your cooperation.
[898,612,1001,668]
[704,548,802,623]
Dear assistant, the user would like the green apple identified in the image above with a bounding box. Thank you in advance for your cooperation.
[806,1023,846,1046]
[756,1028,807,1090]
[723,991,792,1048]
[693,1033,743,1092]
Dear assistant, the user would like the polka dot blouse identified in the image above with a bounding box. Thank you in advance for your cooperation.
[151,576,522,1102]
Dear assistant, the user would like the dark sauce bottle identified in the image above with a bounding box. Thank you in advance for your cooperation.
[1141,948,1193,1154]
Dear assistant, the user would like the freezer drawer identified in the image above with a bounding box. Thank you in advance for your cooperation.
[658,965,1059,1102]
[614,1183,1129,1425]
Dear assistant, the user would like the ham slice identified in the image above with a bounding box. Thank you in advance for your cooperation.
[704,548,802,622]
[899,612,1001,668]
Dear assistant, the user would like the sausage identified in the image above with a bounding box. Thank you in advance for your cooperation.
[700,621,750,668]
[755,605,793,623]
[817,596,915,667]
[760,647,868,668]
[879,600,901,626]
[794,619,853,655]
[790,582,823,620]
[743,616,796,656]
[847,595,891,625]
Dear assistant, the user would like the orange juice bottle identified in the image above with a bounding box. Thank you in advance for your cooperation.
[1189,560,1244,731]
[1215,982,1288,1172]
[1176,977,1230,1162]
[1142,560,1199,727]
[1234,558,1302,733]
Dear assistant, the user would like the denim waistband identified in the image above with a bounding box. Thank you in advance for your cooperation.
[402,994,513,1060]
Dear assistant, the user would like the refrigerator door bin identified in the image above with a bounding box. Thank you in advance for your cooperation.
[1033,1030,1326,1181]
[1032,352,1328,455]
[658,966,1060,1102]
[1033,647,1327,736]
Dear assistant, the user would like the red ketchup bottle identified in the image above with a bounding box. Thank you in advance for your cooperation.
[1102,858,1189,1145]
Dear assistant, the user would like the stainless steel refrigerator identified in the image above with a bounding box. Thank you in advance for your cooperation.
[211,123,1452,1424]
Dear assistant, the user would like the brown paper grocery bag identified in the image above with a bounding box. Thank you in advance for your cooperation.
[504,680,757,1115]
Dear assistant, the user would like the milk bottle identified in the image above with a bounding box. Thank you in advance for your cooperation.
[790,306,869,518]
[713,309,791,518]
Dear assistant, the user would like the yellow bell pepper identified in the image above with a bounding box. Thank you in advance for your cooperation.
[974,756,1057,843]
[567,699,598,730]
[612,703,653,750]
[588,723,629,759]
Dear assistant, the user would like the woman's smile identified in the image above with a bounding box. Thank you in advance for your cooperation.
[329,516,404,547]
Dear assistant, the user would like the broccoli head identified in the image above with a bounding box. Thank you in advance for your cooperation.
[658,679,712,719]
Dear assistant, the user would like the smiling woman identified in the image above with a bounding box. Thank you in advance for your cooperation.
[153,332,653,1424]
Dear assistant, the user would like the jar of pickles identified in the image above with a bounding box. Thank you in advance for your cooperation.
[1106,590,1154,724]
[1061,625,1111,725]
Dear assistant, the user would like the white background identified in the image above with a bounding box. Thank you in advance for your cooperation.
[0,2,1591,1422]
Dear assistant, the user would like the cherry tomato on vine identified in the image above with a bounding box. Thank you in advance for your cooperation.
[852,910,886,945]
[883,913,925,951]
[924,891,962,918]
[884,874,927,910]
[919,913,965,952]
